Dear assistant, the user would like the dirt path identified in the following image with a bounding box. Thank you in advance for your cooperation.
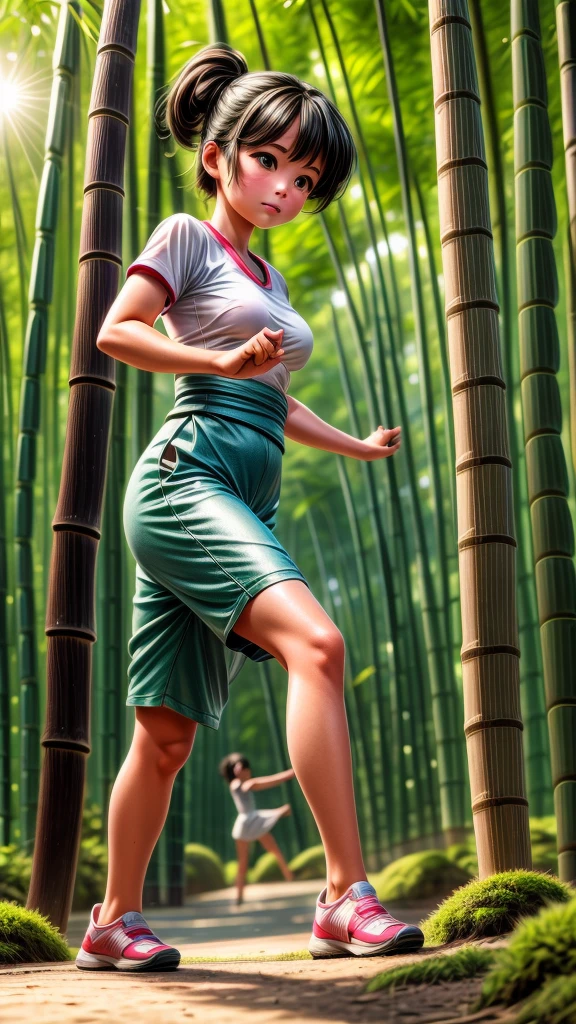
[1,883,511,1024]
[0,957,499,1024]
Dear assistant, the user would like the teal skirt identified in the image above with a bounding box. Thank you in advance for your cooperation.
[123,375,309,729]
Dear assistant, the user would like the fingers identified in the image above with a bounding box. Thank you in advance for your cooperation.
[246,328,284,366]
[375,424,402,448]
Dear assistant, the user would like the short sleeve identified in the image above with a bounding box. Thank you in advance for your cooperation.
[125,213,199,315]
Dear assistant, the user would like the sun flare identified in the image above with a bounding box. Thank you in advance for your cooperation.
[0,78,21,115]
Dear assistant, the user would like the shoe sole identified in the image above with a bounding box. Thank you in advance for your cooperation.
[308,925,425,959]
[76,948,180,972]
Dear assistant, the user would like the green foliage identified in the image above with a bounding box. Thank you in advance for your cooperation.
[0,846,32,903]
[0,901,72,964]
[0,803,109,911]
[529,817,559,874]
[288,845,326,880]
[70,801,108,910]
[375,851,472,903]
[515,973,576,1024]
[446,842,479,878]
[421,871,573,946]
[478,897,576,1009]
[184,843,226,895]
[72,836,108,911]
[445,819,559,879]
[248,852,283,884]
[366,945,495,993]
[81,802,104,842]
[224,860,238,886]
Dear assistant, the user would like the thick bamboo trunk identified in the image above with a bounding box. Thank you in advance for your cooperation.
[26,0,141,934]
[429,0,531,875]
[512,0,576,884]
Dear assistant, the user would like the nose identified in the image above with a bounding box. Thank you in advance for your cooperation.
[275,183,287,196]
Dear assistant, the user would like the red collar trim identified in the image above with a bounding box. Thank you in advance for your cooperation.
[202,220,272,289]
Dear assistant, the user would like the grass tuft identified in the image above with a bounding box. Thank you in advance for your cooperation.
[365,945,495,993]
[420,870,572,946]
[477,897,576,1009]
[0,900,72,964]
[514,972,576,1024]
[181,949,312,963]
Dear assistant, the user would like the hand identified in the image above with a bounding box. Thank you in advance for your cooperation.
[359,425,402,461]
[286,767,296,780]
[212,327,285,379]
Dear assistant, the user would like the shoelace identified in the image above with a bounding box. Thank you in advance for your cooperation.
[353,894,398,923]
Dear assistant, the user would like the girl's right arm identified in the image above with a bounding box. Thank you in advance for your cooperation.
[243,768,296,792]
[97,272,284,378]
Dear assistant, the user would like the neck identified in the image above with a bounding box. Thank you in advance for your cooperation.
[210,193,254,258]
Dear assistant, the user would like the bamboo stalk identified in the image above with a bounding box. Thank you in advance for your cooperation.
[14,0,81,854]
[512,0,576,883]
[0,275,11,846]
[555,0,576,479]
[374,6,463,838]
[26,0,141,934]
[429,0,531,875]
[469,0,552,818]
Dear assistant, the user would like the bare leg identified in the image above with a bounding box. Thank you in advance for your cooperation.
[234,580,366,903]
[258,829,294,881]
[98,706,197,925]
[235,839,251,904]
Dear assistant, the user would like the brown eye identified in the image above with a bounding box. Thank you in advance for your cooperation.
[252,152,276,170]
[295,175,313,191]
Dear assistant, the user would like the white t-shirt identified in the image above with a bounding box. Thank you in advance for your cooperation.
[125,213,314,396]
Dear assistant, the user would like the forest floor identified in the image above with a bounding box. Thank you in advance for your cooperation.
[1,880,512,1024]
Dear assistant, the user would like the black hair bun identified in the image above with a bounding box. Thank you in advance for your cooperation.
[156,43,248,148]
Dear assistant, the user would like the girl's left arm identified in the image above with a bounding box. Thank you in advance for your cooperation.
[284,395,401,461]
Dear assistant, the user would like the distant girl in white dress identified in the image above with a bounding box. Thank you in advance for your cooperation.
[220,752,295,905]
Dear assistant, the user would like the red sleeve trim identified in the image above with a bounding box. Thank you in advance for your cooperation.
[126,264,176,312]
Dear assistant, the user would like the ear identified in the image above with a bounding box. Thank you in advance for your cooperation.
[202,140,221,181]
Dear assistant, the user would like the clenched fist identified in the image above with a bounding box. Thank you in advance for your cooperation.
[212,327,285,379]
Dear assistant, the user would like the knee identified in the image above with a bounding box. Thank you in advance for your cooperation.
[303,626,345,675]
[152,736,193,775]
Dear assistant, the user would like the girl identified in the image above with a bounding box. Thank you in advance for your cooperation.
[76,42,423,972]
[219,752,295,906]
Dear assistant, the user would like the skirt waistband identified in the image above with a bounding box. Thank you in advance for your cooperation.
[164,374,288,453]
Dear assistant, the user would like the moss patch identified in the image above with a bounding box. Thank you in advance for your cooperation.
[515,972,576,1024]
[224,860,238,887]
[421,870,572,946]
[184,843,225,896]
[288,845,326,880]
[375,851,472,903]
[248,852,284,884]
[365,945,495,993]
[0,901,72,964]
[478,897,576,1009]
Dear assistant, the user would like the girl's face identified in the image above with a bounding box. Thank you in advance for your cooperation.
[233,761,251,781]
[203,115,325,229]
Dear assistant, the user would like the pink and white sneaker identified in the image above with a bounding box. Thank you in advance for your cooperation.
[309,880,425,958]
[75,903,180,971]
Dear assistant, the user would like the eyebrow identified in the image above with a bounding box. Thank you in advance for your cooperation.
[264,142,321,176]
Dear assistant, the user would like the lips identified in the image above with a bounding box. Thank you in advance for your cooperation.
[262,202,280,213]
